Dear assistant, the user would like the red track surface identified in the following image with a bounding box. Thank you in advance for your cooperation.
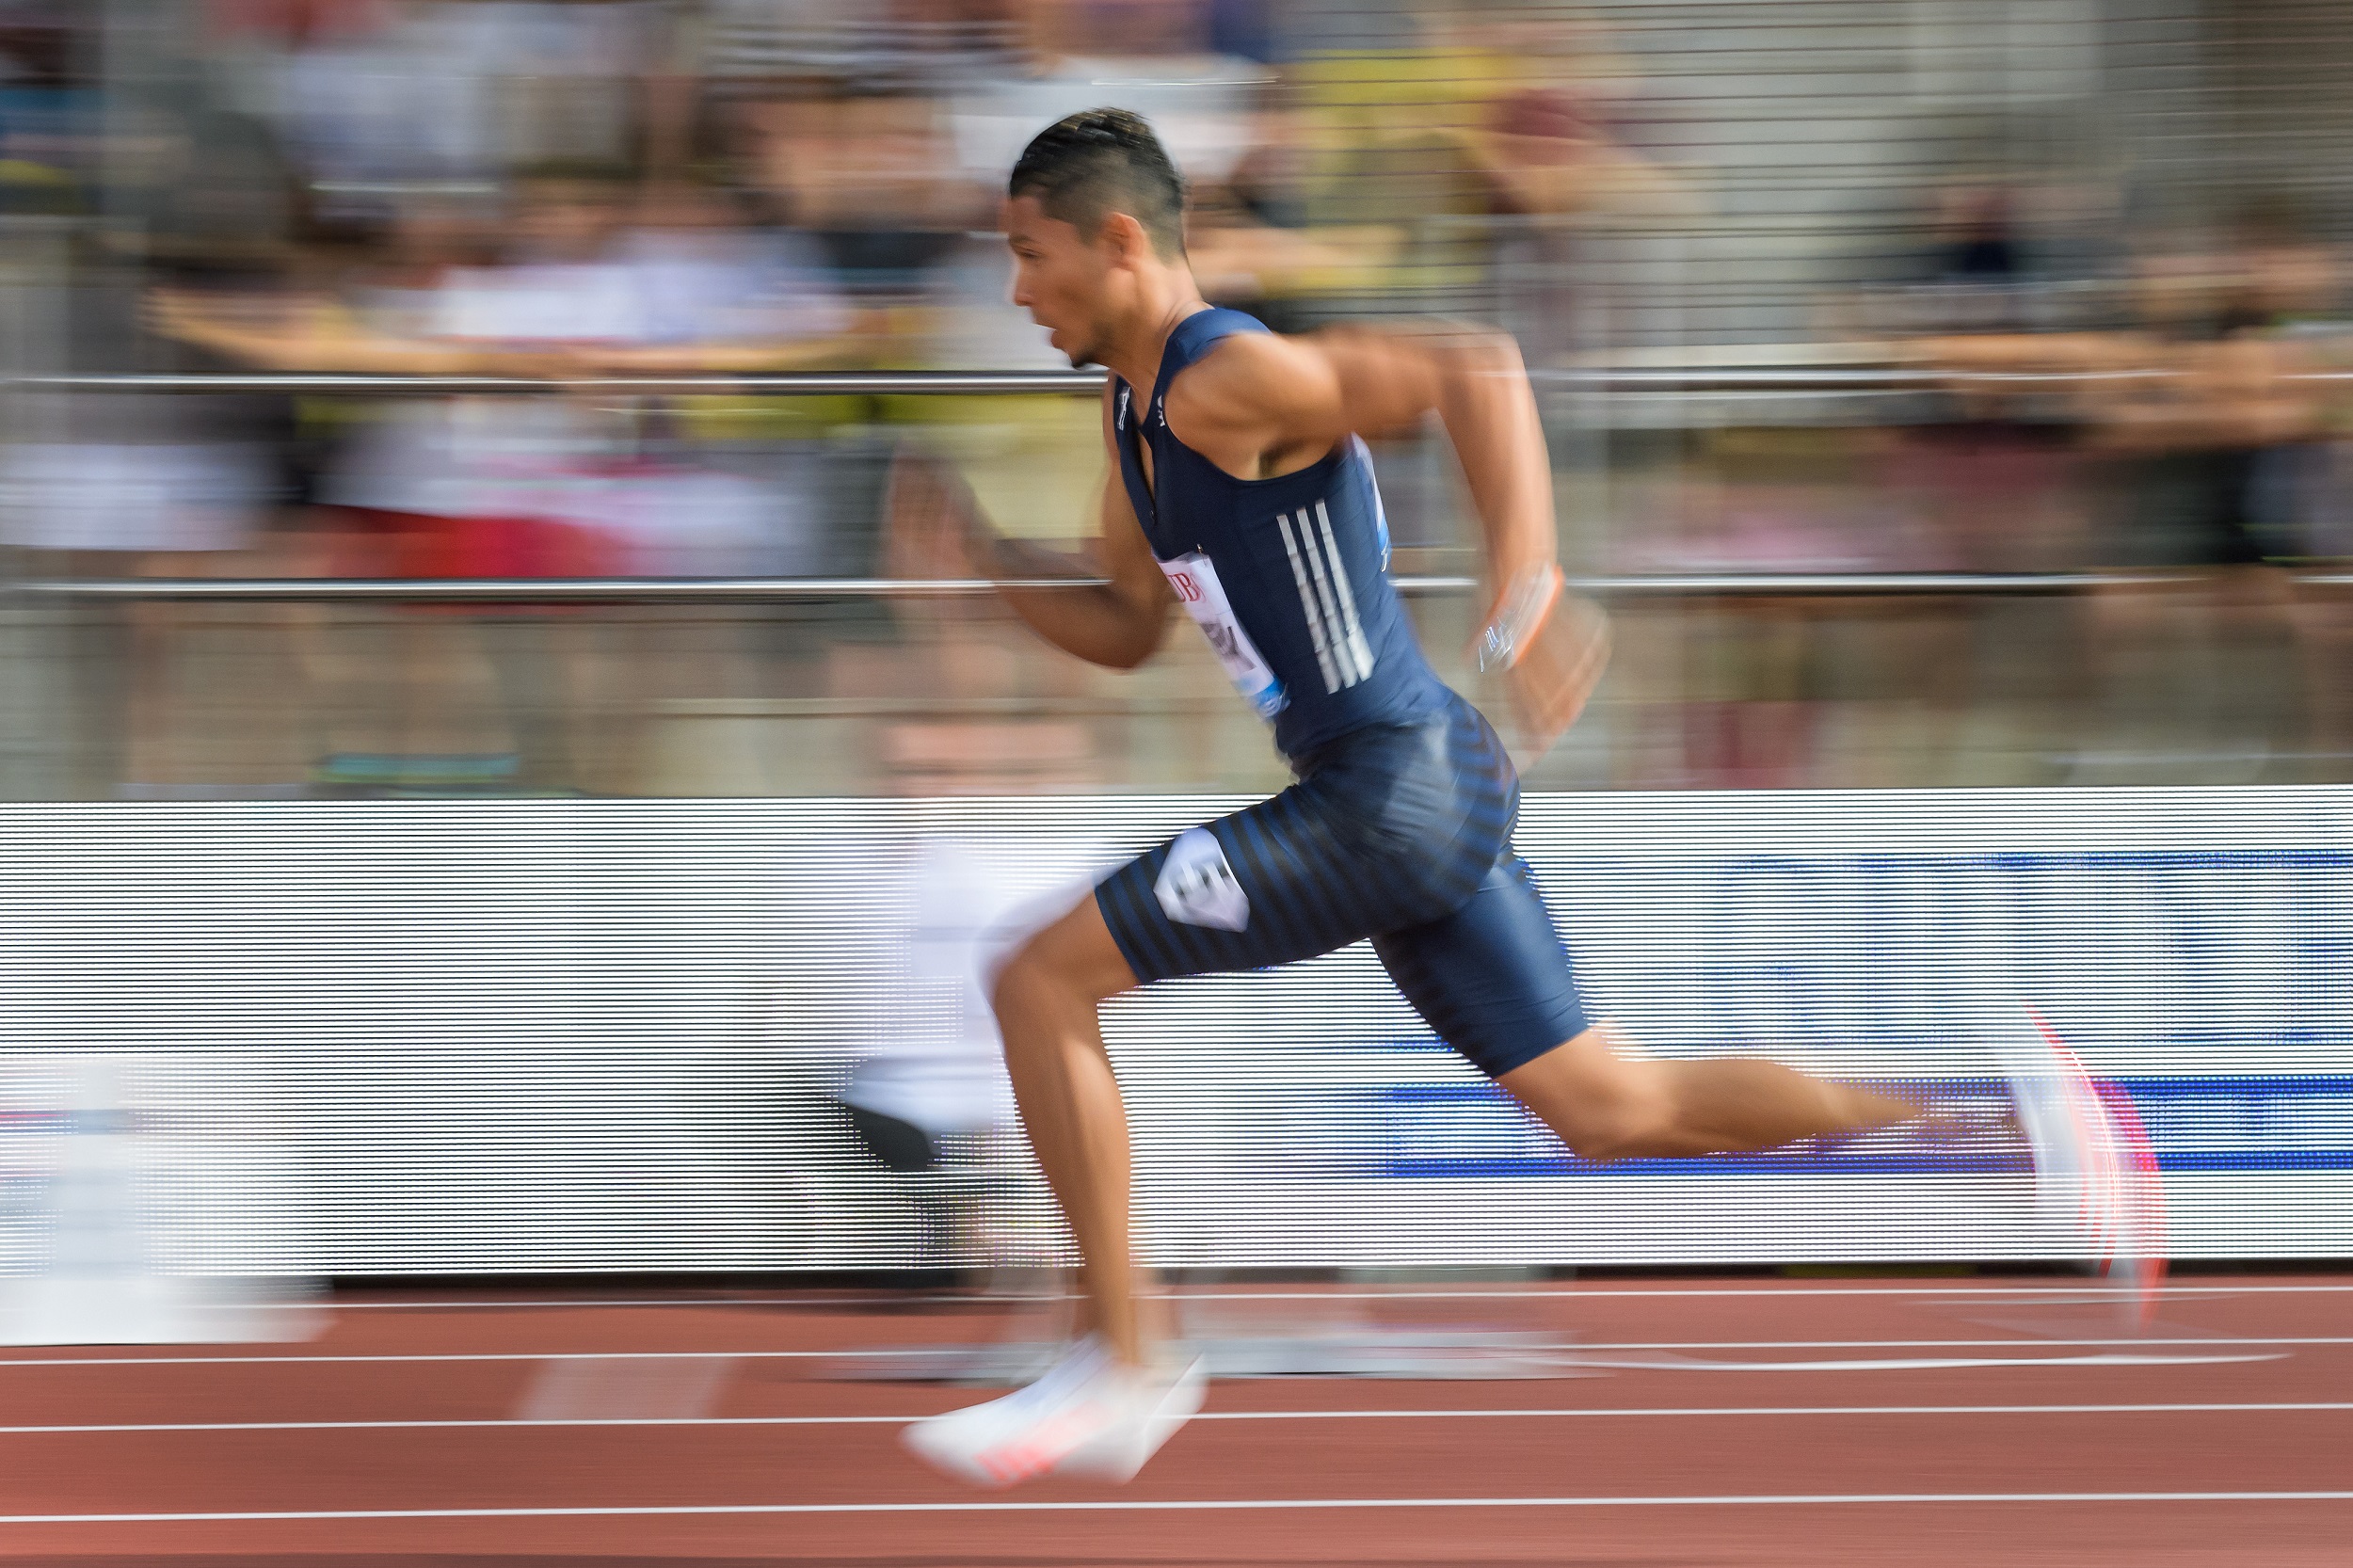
[2,1275,2347,1565]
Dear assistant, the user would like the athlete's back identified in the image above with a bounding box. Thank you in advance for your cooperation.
[1110,308,1453,759]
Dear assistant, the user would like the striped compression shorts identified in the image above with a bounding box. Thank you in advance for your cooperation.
[1095,692,1591,1078]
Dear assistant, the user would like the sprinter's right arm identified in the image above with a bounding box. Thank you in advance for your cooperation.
[986,466,1175,670]
[889,385,1173,670]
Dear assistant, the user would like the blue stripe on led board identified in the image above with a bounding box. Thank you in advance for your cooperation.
[1353,1072,2353,1179]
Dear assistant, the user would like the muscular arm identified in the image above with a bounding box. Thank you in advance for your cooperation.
[986,469,1174,670]
[909,385,1173,670]
[1165,317,1606,753]
[1161,321,1558,627]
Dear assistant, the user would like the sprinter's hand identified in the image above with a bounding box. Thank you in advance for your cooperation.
[883,446,998,586]
[1475,564,1610,758]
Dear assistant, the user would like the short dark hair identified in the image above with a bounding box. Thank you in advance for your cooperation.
[1008,108,1185,260]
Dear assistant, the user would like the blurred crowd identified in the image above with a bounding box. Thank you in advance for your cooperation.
[0,0,2349,796]
[0,0,1715,576]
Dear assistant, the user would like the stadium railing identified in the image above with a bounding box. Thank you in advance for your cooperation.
[2,365,2340,602]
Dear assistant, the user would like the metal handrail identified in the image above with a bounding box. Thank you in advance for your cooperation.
[1,370,1109,396]
[12,365,2345,396]
[8,572,2180,601]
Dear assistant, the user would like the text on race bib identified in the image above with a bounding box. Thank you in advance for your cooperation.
[1160,552,1287,720]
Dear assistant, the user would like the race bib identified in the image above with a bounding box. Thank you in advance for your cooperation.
[1160,552,1288,719]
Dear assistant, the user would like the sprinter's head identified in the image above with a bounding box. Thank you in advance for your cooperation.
[1004,109,1186,367]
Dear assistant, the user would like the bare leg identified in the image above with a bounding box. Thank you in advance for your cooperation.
[988,894,1156,1368]
[1501,1023,1916,1160]
[994,902,1915,1369]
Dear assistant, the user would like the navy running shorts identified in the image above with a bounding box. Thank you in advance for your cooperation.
[1095,693,1591,1078]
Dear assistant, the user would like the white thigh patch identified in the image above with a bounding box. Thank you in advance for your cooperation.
[1154,828,1250,931]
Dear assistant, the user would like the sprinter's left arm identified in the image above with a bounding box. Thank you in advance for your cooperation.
[1162,323,1558,634]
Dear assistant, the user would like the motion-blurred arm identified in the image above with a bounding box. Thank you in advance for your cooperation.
[1167,321,1557,629]
[885,386,1174,671]
[1167,321,1607,748]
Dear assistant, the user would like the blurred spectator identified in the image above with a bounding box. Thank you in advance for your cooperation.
[0,2,92,216]
[2053,200,2347,778]
[5,89,298,556]
[841,837,1032,1148]
[1287,14,1686,307]
[0,81,304,795]
[248,0,660,228]
[157,159,864,568]
[834,819,1112,1279]
[1936,185,2022,283]
[2183,203,2349,773]
[150,156,864,791]
[1875,183,2353,780]
[757,87,988,252]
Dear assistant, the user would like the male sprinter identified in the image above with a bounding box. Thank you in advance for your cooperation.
[897,108,2156,1488]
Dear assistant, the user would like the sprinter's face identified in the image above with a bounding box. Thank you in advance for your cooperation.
[1003,194,1116,369]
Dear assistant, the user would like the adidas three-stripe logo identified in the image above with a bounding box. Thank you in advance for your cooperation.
[1277,502,1375,694]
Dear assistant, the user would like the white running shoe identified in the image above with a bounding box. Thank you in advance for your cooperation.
[1993,1005,2168,1325]
[902,1336,1207,1489]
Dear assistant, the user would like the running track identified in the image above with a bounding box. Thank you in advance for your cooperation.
[3,1276,2346,1565]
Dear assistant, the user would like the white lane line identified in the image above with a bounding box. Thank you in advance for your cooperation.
[2,1336,2345,1368]
[1552,1338,2339,1350]
[8,1491,2353,1524]
[1181,1281,2353,1299]
[1555,1352,2283,1372]
[299,1282,2353,1310]
[1206,1400,2342,1419]
[1,1400,2346,1435]
[1538,1337,2335,1351]
[0,1350,955,1368]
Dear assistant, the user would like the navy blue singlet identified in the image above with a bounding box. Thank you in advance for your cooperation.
[1111,308,1451,760]
[1090,306,1591,1078]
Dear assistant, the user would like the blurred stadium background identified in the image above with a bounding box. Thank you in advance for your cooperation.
[0,0,2348,1289]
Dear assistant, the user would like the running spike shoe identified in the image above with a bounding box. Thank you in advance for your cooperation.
[1993,1005,2168,1327]
[903,1335,1207,1488]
